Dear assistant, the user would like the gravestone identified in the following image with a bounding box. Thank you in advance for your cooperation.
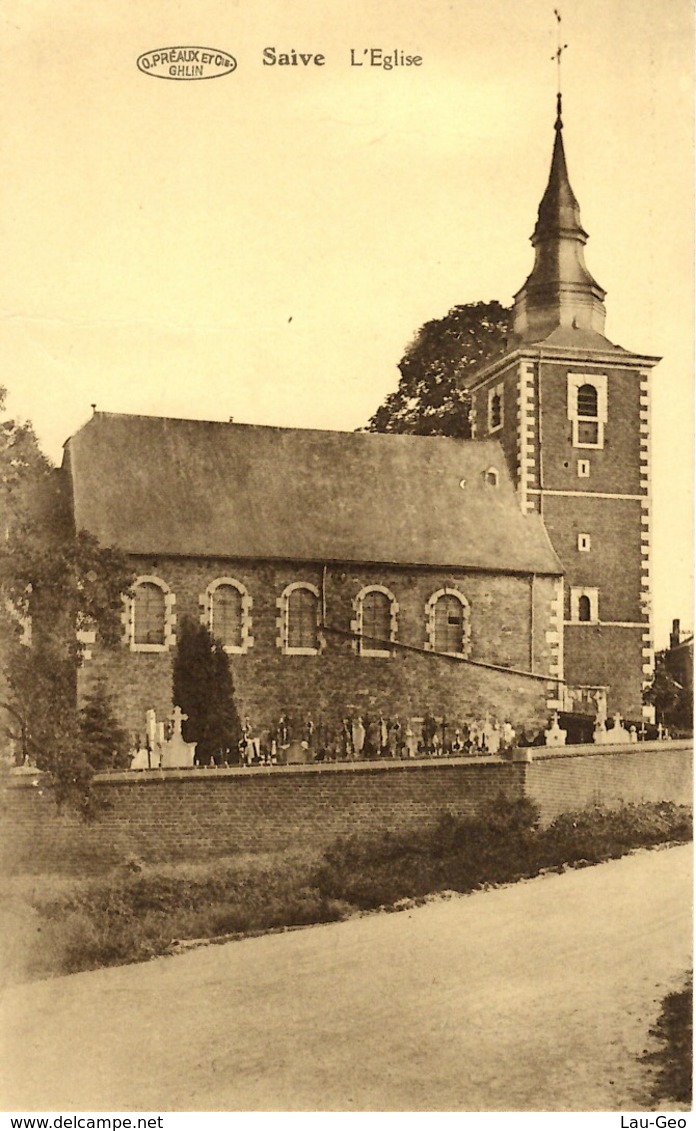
[160,705,196,769]
[544,711,567,747]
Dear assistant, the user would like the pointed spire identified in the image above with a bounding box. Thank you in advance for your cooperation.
[513,99,607,343]
[533,94,584,243]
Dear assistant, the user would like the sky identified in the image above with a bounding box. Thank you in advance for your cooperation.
[0,0,692,648]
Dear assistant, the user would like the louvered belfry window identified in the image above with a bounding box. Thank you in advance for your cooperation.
[577,383,598,417]
[576,383,599,445]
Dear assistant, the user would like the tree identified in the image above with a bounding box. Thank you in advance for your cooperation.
[0,387,135,812]
[79,679,131,772]
[172,617,242,764]
[645,650,693,730]
[366,301,511,437]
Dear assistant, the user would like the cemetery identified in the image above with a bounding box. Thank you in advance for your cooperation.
[126,701,671,772]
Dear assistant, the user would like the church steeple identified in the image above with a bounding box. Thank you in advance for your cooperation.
[512,95,607,342]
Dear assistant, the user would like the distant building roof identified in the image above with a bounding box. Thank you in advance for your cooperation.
[62,412,563,575]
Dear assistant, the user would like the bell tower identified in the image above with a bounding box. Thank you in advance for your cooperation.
[464,98,659,720]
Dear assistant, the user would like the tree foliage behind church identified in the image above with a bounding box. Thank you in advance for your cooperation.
[366,301,511,437]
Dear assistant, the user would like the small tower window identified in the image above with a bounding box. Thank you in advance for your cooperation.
[577,459,591,478]
[483,467,499,488]
[570,586,599,624]
[577,533,591,552]
[487,382,504,433]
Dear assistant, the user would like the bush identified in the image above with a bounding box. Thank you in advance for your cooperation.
[537,802,693,869]
[314,796,542,910]
[313,798,691,910]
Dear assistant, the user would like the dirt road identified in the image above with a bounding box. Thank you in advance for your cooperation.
[1,844,691,1111]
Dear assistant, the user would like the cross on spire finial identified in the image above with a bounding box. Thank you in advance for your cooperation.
[552,8,568,125]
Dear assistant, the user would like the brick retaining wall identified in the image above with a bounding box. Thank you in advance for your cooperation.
[0,741,691,875]
[522,741,693,822]
[0,758,523,875]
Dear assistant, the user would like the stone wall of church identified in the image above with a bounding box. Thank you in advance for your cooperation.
[80,557,560,746]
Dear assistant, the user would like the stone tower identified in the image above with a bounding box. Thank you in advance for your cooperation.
[464,98,659,719]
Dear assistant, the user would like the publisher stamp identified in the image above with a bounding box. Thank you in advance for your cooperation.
[137,47,237,80]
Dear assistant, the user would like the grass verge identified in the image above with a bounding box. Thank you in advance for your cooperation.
[0,798,691,983]
[642,973,693,1106]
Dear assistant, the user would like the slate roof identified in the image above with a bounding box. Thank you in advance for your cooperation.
[521,325,625,352]
[62,412,562,575]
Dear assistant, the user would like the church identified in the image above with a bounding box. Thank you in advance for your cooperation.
[62,96,657,750]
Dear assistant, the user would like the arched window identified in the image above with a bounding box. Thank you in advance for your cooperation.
[202,578,252,653]
[277,583,321,655]
[568,374,606,449]
[425,589,471,656]
[576,384,599,444]
[577,383,598,419]
[483,466,499,488]
[127,576,175,652]
[212,584,242,646]
[353,585,398,657]
[134,582,166,646]
[570,586,599,625]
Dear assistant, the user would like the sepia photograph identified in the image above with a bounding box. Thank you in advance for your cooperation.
[0,0,693,1118]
